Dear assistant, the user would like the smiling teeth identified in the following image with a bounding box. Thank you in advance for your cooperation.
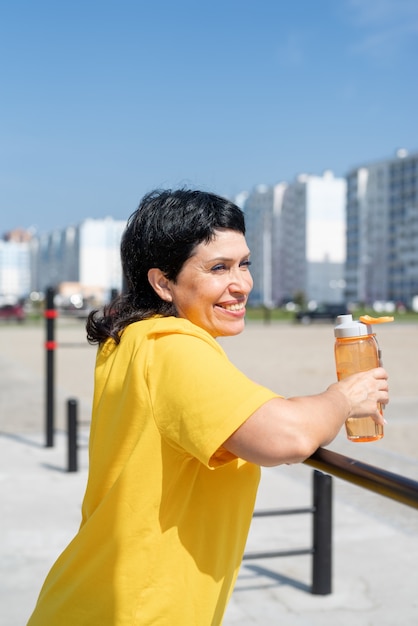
[223,303,245,311]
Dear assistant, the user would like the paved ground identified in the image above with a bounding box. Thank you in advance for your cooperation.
[1,317,417,625]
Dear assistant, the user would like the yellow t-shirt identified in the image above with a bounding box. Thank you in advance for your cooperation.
[27,317,278,626]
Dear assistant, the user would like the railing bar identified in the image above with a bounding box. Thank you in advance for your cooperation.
[243,548,313,560]
[304,448,418,509]
[253,507,313,517]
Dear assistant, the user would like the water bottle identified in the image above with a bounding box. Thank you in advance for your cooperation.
[334,314,393,442]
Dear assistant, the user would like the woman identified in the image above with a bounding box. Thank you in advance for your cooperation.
[27,189,389,625]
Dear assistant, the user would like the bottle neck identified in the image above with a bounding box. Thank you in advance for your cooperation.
[335,333,375,341]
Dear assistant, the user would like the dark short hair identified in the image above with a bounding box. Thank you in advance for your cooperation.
[86,188,246,344]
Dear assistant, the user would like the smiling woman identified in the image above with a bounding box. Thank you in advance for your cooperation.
[147,229,253,337]
[27,188,389,626]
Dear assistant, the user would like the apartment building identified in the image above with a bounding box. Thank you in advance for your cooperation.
[345,150,418,307]
[293,171,346,305]
[0,229,32,302]
[241,171,346,306]
[238,183,286,306]
[32,217,126,305]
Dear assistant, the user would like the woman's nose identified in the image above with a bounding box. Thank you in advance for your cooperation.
[229,267,253,293]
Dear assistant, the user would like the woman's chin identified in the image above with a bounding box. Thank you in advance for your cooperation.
[214,320,246,338]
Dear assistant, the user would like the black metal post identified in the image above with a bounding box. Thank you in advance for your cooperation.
[45,286,57,447]
[67,398,78,472]
[110,287,119,302]
[311,470,332,595]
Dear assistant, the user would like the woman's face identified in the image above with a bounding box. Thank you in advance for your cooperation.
[164,229,253,337]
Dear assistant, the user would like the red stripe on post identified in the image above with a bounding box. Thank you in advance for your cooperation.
[45,340,58,350]
[44,309,58,319]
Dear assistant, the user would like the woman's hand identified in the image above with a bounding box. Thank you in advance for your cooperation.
[329,367,389,425]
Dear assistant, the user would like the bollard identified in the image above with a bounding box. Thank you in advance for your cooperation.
[110,287,119,302]
[67,398,78,472]
[44,286,57,447]
[311,470,332,594]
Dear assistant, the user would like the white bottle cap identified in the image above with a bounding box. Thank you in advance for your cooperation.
[334,314,372,338]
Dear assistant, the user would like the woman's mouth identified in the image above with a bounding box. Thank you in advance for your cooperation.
[217,301,246,312]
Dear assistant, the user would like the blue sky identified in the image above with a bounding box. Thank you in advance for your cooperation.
[1,0,417,234]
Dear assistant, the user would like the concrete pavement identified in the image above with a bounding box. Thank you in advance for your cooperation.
[1,318,418,625]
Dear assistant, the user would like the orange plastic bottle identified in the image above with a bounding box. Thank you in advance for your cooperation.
[334,314,393,442]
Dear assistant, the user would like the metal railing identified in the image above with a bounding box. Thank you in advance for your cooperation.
[242,448,418,595]
[65,407,418,594]
[243,469,333,595]
[304,447,418,510]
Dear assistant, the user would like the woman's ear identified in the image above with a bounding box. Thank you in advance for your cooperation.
[147,268,173,302]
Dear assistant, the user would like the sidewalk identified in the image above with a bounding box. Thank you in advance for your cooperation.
[1,319,418,625]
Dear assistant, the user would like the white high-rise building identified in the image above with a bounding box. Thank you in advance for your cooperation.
[345,150,418,307]
[0,240,31,301]
[78,218,126,295]
[0,230,32,302]
[239,171,346,306]
[239,183,286,306]
[280,170,346,305]
[33,217,126,305]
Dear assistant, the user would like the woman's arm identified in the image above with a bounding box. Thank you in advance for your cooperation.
[223,367,389,466]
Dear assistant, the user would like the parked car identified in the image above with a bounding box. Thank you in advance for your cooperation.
[295,303,349,324]
[0,303,26,322]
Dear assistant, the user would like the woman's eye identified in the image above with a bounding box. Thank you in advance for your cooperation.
[211,264,226,272]
[240,260,252,268]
